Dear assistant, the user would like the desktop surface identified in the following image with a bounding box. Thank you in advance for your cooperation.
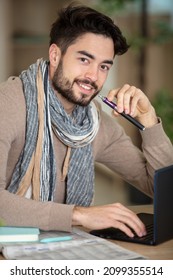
[0,205,173,260]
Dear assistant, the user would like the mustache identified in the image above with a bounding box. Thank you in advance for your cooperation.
[74,79,98,91]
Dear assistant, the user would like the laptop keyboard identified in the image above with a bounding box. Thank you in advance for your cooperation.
[90,213,155,245]
[124,222,154,243]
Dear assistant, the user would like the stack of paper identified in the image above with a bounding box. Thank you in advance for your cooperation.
[0,228,147,260]
[0,226,40,243]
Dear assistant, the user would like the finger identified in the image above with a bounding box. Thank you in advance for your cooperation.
[126,215,146,237]
[116,84,131,113]
[107,88,120,101]
[129,94,140,116]
[107,85,132,113]
[123,86,137,114]
[113,221,135,238]
[129,88,146,116]
[111,109,119,118]
[117,214,146,237]
[113,218,146,238]
[112,203,146,237]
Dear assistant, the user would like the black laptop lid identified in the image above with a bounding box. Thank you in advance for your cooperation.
[154,165,173,244]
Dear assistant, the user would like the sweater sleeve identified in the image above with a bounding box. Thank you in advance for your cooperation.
[0,77,74,231]
[93,104,173,197]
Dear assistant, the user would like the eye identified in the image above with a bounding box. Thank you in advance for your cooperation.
[79,57,89,64]
[100,64,110,72]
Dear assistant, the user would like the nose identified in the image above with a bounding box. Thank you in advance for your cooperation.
[84,64,99,82]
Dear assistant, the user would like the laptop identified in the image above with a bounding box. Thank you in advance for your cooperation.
[90,164,173,245]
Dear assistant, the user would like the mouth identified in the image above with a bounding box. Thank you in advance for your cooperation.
[75,80,96,95]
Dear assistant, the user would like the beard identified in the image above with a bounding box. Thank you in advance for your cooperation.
[52,59,101,107]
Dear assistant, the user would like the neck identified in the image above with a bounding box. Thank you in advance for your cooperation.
[54,91,76,115]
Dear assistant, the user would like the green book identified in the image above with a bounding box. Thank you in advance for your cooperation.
[0,226,40,243]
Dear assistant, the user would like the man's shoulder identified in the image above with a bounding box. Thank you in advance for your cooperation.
[0,76,24,102]
[0,76,23,92]
[0,76,26,114]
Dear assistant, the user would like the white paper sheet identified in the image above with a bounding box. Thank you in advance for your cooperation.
[1,228,146,260]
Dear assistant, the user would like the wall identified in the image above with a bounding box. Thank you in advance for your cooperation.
[0,0,13,81]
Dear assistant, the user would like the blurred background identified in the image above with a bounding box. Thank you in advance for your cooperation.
[0,0,173,205]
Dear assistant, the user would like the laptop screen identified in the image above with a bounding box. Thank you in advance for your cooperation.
[154,165,173,244]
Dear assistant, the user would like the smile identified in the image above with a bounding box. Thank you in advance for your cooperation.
[76,81,96,95]
[79,83,93,90]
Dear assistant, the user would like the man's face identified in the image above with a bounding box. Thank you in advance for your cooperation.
[52,33,114,106]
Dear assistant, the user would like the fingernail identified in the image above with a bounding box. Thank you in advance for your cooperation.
[139,231,146,237]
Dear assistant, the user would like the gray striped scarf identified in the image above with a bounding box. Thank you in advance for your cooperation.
[7,59,100,206]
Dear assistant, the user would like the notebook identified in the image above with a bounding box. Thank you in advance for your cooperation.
[0,226,40,243]
[90,164,173,245]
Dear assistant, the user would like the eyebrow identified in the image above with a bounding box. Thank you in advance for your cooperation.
[77,50,113,65]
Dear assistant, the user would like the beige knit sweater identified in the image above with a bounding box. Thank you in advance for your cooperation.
[0,77,173,231]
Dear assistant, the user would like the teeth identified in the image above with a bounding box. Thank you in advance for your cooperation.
[79,83,91,90]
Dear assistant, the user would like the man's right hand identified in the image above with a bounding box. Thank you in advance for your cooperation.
[72,203,147,238]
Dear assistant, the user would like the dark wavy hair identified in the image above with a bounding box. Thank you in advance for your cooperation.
[50,3,129,56]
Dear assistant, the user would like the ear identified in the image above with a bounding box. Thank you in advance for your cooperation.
[49,44,61,67]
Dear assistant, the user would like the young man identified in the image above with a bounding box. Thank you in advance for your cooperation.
[0,4,173,238]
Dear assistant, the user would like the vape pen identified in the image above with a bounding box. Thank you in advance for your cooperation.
[99,95,145,131]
